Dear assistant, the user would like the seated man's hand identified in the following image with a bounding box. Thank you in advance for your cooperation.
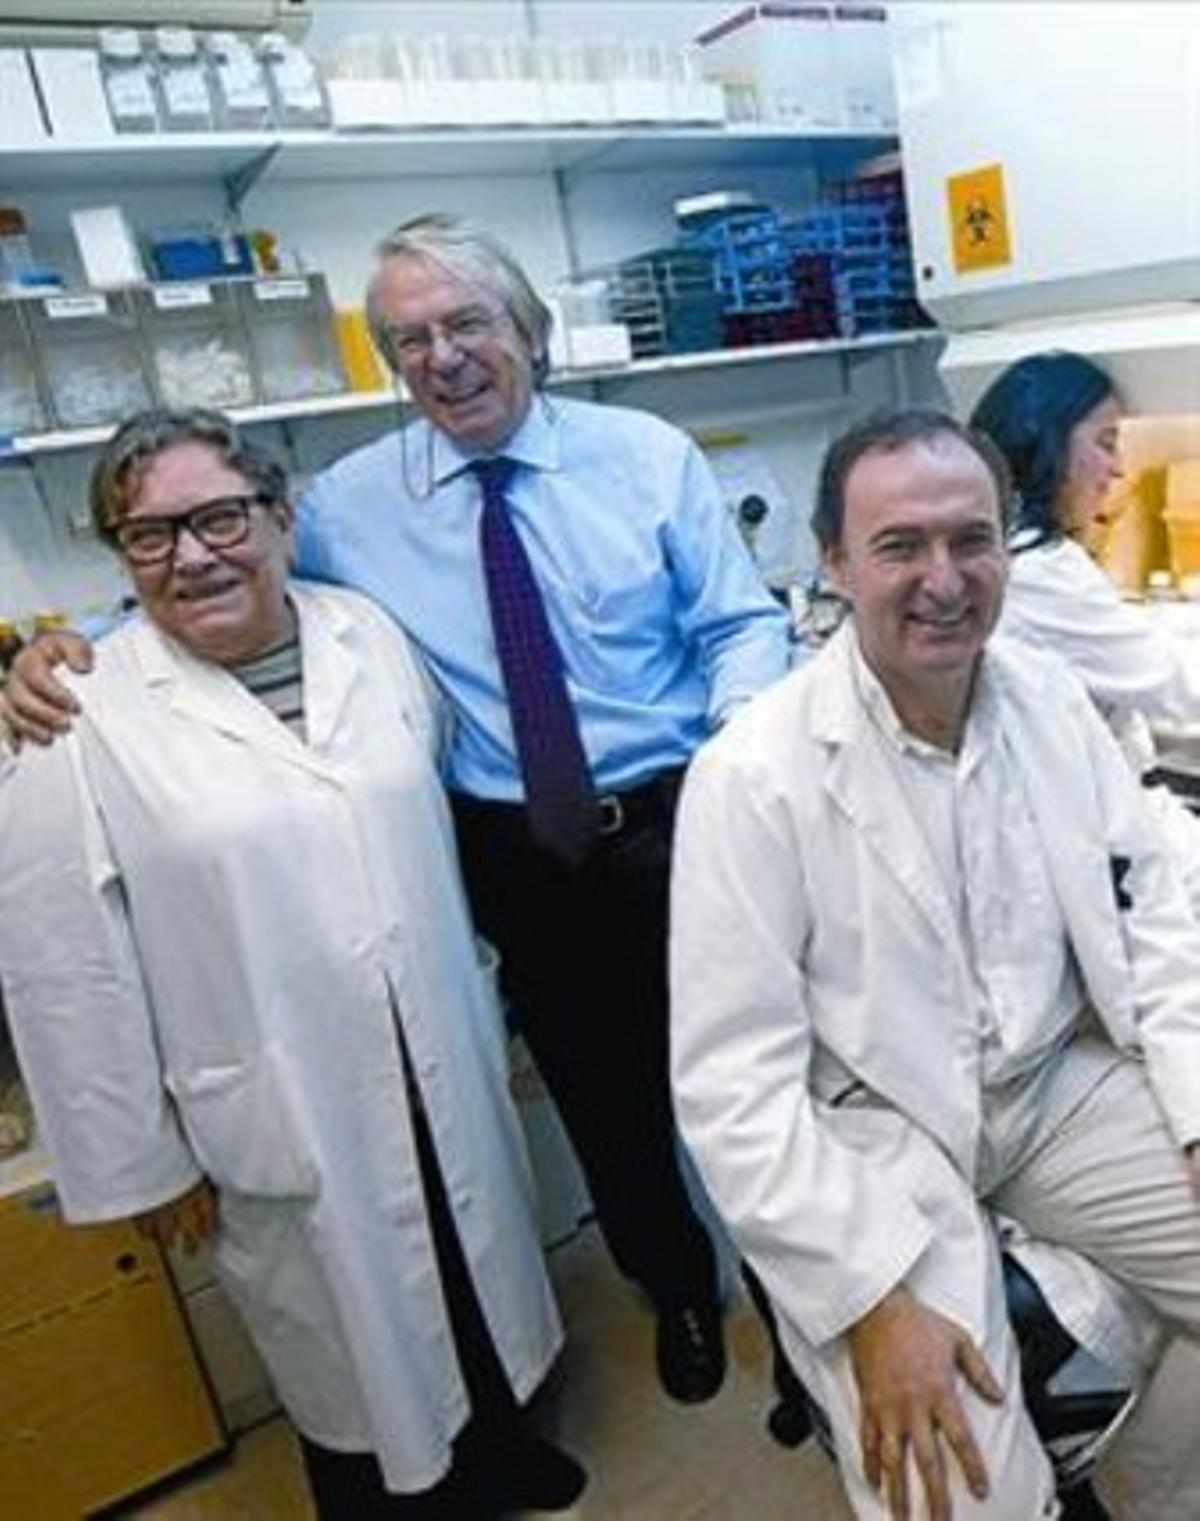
[136,1178,218,1256]
[848,1285,1003,1521]
[1,631,93,748]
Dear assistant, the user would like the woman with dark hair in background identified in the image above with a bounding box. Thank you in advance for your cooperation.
[972,351,1200,904]
[971,350,1200,740]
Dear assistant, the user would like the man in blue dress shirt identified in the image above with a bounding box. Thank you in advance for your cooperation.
[3,213,790,1404]
[305,215,790,1402]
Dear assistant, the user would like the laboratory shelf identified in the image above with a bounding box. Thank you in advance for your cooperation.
[0,1140,50,1199]
[565,327,940,381]
[3,328,939,458]
[259,123,897,181]
[0,133,279,190]
[5,388,399,457]
[0,123,897,199]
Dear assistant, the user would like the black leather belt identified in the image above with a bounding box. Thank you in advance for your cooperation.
[455,766,686,843]
[594,767,686,837]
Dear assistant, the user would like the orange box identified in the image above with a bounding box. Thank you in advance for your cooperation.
[1164,510,1200,584]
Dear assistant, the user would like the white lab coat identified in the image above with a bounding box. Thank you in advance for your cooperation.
[0,582,561,1493]
[1002,537,1200,737]
[1002,538,1200,909]
[670,625,1200,1359]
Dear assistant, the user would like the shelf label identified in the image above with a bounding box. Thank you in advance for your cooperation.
[947,162,1012,275]
[44,293,109,320]
[152,283,213,310]
[254,278,310,303]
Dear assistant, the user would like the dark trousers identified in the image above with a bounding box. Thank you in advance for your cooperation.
[299,1056,520,1521]
[451,771,717,1310]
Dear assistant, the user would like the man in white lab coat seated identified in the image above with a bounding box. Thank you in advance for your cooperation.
[669,409,1200,1521]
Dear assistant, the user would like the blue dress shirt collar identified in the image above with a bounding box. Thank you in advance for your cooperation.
[429,395,564,489]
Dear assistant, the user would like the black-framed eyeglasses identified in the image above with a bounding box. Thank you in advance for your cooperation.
[110,493,275,566]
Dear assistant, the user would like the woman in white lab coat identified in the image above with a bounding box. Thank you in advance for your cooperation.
[972,351,1200,902]
[972,351,1200,740]
[0,409,582,1521]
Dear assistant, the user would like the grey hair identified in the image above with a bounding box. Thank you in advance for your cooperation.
[90,407,290,543]
[365,212,553,386]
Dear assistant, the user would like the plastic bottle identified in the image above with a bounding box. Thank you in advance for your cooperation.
[31,612,68,638]
[0,619,23,676]
[99,28,160,134]
[207,31,273,131]
[154,27,215,132]
[258,32,330,129]
[0,205,35,288]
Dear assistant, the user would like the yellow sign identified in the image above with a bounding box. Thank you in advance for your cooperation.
[947,162,1012,274]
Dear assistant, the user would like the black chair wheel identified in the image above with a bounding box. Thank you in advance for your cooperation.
[1059,1479,1111,1521]
[766,1396,813,1449]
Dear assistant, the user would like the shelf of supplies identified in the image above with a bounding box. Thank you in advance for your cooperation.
[0,123,897,193]
[3,330,940,459]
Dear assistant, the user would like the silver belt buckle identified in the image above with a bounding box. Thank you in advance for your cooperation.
[596,794,624,836]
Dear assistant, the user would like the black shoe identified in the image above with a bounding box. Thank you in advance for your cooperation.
[488,1434,587,1514]
[655,1300,726,1404]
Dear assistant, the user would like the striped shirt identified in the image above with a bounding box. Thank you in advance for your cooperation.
[230,632,306,741]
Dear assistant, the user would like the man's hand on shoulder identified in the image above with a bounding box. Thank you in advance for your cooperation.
[848,1285,1003,1521]
[1,630,94,748]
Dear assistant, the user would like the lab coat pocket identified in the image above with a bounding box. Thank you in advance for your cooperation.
[168,1048,320,1199]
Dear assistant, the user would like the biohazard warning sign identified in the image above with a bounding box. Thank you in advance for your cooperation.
[947,163,1012,274]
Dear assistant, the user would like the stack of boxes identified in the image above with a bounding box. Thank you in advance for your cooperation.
[675,170,928,349]
[679,203,839,347]
[793,169,926,337]
[600,249,724,360]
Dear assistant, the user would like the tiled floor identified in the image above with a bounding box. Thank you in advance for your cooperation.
[123,1223,851,1520]
[122,1223,1200,1519]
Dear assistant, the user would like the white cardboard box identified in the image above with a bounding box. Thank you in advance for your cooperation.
[0,49,48,143]
[696,4,844,129]
[31,47,114,139]
[70,205,145,288]
[567,323,633,370]
[833,4,897,130]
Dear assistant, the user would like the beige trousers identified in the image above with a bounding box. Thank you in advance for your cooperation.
[780,1042,1200,1521]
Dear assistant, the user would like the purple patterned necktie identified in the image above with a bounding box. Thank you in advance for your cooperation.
[472,457,599,865]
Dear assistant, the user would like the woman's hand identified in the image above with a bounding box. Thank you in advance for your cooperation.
[1,631,93,748]
[136,1178,219,1255]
